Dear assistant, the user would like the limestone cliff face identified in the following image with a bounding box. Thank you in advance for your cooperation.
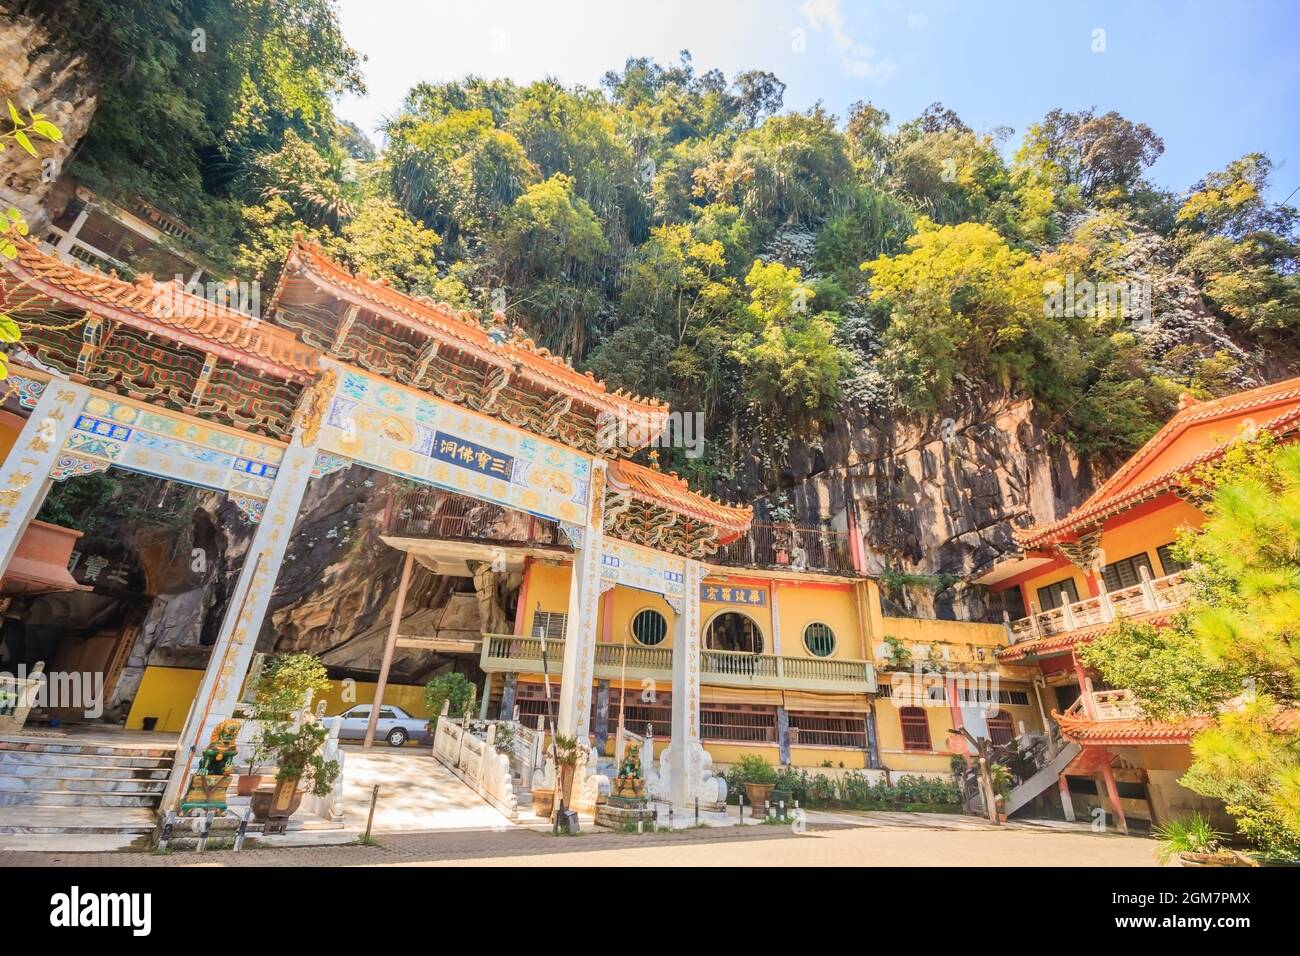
[735,218,1269,623]
[0,13,96,228]
[747,388,1095,621]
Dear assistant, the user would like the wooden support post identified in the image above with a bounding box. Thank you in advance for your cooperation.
[1057,774,1075,822]
[365,550,415,748]
[1098,753,1129,835]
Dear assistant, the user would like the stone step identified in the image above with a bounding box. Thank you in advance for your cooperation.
[0,764,170,785]
[0,774,166,794]
[0,789,163,808]
[0,739,176,758]
[0,743,174,764]
[0,806,157,835]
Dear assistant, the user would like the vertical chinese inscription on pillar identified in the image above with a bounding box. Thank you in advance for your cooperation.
[572,464,606,737]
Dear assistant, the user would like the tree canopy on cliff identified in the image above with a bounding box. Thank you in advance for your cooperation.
[33,17,1300,487]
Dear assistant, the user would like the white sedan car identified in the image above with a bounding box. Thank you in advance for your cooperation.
[328,704,431,747]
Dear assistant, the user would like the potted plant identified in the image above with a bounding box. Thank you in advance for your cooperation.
[237,728,272,797]
[549,733,586,815]
[251,721,340,824]
[733,754,778,817]
[1153,814,1250,867]
[243,653,330,795]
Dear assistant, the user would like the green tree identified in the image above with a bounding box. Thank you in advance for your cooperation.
[423,672,476,729]
[1082,434,1300,858]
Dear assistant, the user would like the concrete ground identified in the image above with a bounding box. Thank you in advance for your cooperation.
[0,816,1162,866]
[338,743,515,832]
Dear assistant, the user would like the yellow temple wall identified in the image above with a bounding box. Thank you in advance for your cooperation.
[124,665,435,732]
[125,666,204,732]
[773,582,865,659]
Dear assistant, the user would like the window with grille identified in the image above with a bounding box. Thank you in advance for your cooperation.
[1101,552,1154,592]
[1037,578,1079,610]
[803,622,836,657]
[899,707,932,751]
[530,611,567,641]
[631,609,667,646]
[1156,542,1190,576]
[787,711,867,748]
[701,704,777,742]
[986,713,1015,746]
[876,683,893,698]
[959,689,1031,706]
[607,689,672,737]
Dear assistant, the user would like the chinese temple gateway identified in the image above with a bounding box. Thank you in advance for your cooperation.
[9,220,1280,835]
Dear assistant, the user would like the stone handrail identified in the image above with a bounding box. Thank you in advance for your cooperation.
[432,711,518,820]
[1006,570,1189,643]
[483,635,875,692]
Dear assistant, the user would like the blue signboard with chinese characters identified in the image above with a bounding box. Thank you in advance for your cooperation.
[700,583,767,606]
[431,432,513,479]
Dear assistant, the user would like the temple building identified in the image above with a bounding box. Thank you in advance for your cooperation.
[976,378,1300,832]
[0,223,1048,821]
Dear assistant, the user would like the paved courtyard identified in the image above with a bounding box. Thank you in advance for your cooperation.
[2,816,1161,867]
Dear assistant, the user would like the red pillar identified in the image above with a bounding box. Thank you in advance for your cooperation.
[1083,569,1102,597]
[1072,650,1097,719]
[1098,750,1129,835]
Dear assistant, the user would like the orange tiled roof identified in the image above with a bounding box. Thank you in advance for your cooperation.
[1056,707,1300,746]
[1015,377,1300,550]
[608,459,752,540]
[996,612,1174,662]
[1,237,320,378]
[273,239,668,422]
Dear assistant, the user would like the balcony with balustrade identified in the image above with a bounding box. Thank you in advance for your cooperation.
[1003,568,1192,649]
[479,633,876,694]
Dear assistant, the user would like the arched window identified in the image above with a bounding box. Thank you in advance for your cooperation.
[899,706,932,751]
[704,611,764,654]
[631,608,668,646]
[803,622,836,657]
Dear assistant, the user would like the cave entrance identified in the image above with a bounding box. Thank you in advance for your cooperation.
[0,467,251,732]
[326,476,572,745]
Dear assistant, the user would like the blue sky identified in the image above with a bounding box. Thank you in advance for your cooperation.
[334,0,1300,200]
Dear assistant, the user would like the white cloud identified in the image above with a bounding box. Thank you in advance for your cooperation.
[799,0,896,80]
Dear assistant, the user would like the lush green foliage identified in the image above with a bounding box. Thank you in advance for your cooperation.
[422,672,475,728]
[46,25,1299,480]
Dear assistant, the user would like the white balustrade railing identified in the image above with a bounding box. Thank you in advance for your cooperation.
[1006,570,1189,644]
[431,706,518,819]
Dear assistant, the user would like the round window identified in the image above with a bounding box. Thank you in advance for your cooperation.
[803,622,836,657]
[631,609,668,646]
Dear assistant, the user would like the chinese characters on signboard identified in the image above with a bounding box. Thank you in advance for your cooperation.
[700,583,767,606]
[431,432,513,479]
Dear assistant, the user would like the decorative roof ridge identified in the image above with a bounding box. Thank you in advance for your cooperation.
[1054,706,1300,745]
[607,458,753,533]
[274,237,669,418]
[1014,376,1300,549]
[2,236,319,377]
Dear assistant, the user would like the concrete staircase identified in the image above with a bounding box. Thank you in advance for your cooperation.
[0,736,175,811]
[1005,741,1082,817]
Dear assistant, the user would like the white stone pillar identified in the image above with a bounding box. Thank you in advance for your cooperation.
[0,378,89,575]
[669,558,703,806]
[160,391,329,811]
[556,461,606,742]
